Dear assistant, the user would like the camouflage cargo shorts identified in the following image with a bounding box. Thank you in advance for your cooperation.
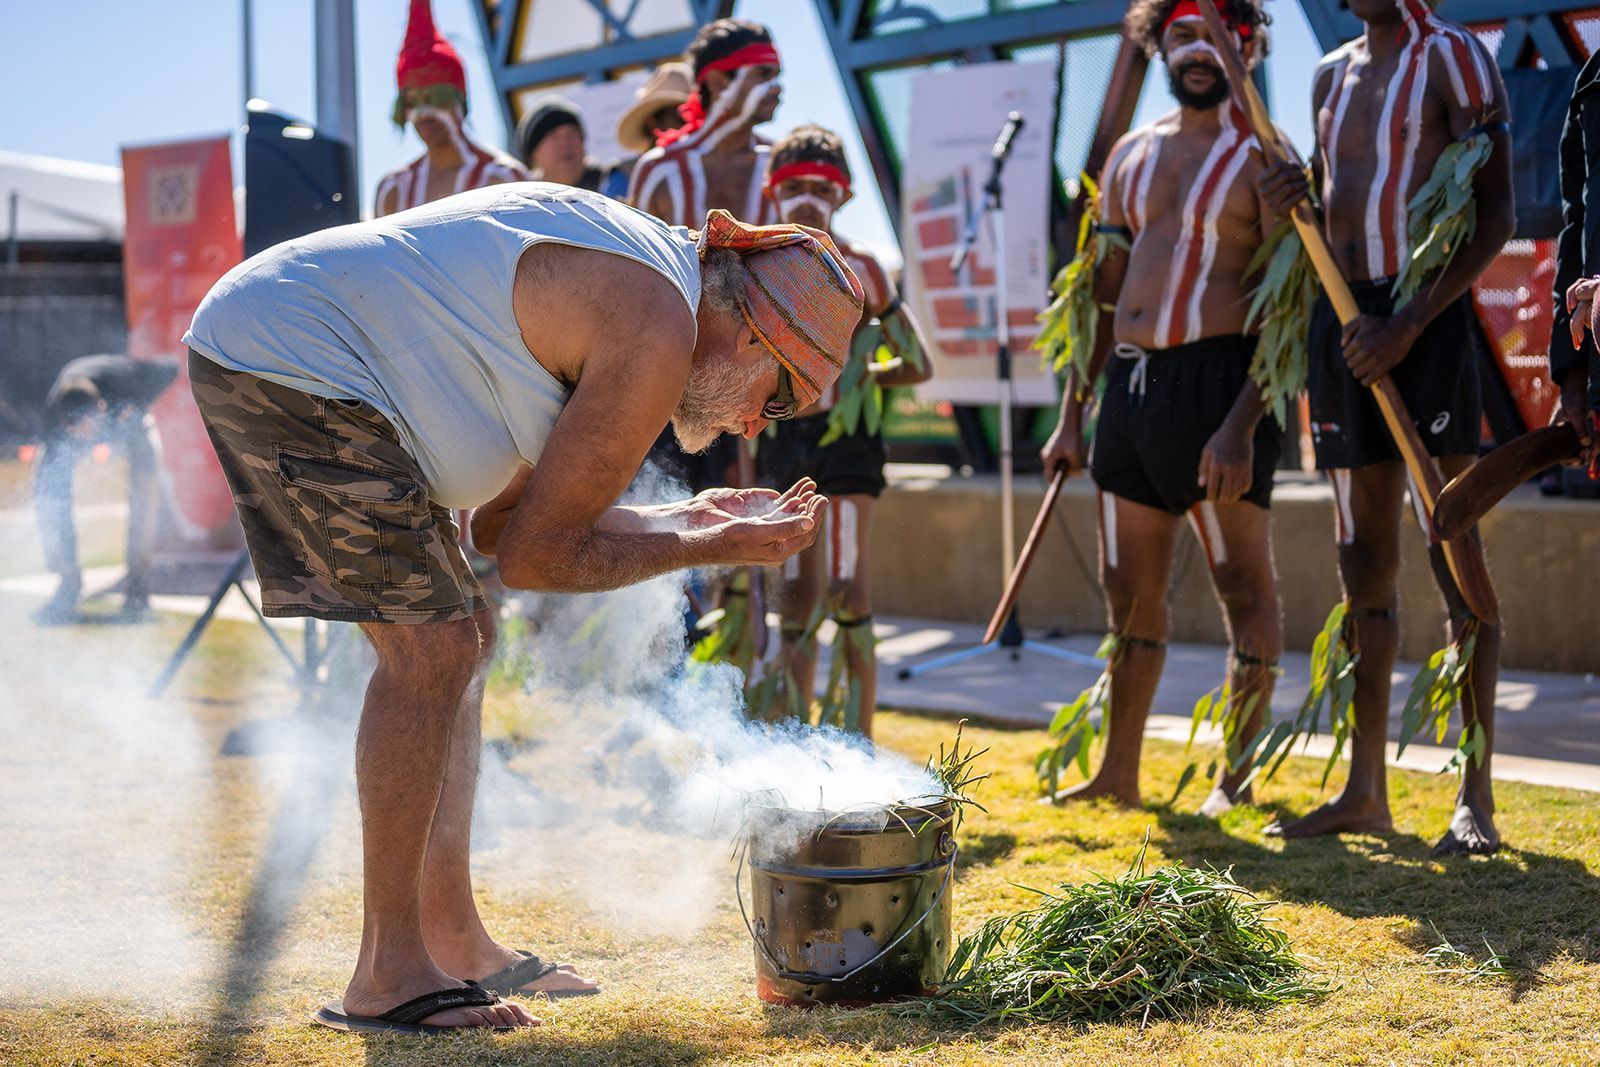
[188,350,486,624]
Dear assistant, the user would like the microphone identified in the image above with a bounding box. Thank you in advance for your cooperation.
[991,112,1024,164]
[950,112,1027,274]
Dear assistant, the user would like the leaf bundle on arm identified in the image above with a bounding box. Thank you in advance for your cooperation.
[1243,217,1317,427]
[1034,175,1127,399]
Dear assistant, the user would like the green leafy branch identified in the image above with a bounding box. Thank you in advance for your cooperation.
[1035,632,1121,797]
[1172,680,1267,804]
[899,840,1330,1026]
[1397,621,1483,774]
[1242,602,1359,788]
[1392,129,1492,309]
[1034,174,1128,398]
[1243,217,1316,427]
[815,605,877,733]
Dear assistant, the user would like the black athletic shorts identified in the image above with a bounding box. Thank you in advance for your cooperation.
[760,411,887,498]
[1307,278,1482,469]
[1089,333,1282,515]
[644,425,738,494]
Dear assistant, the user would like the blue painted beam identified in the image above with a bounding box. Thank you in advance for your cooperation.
[495,30,701,93]
[844,0,1127,69]
[810,0,904,230]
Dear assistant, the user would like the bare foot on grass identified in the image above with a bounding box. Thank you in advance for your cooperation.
[1263,792,1393,839]
[1045,777,1141,808]
[1433,800,1500,856]
[1199,784,1251,819]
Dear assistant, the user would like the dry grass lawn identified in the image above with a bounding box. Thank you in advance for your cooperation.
[0,609,1596,1066]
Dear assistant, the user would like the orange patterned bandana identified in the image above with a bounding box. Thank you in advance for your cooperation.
[697,209,864,409]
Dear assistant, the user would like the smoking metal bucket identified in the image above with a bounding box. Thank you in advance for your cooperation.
[739,799,956,1006]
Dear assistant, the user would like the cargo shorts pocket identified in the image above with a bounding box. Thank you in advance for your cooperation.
[276,449,430,589]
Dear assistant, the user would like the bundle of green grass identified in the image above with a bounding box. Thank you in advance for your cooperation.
[908,848,1329,1026]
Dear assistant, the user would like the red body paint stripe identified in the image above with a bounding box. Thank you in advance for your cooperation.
[1164,116,1251,347]
[1376,43,1426,278]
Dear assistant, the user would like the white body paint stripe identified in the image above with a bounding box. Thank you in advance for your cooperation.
[1190,500,1229,567]
[1100,491,1119,571]
[1331,468,1355,546]
[833,499,859,581]
[1155,120,1246,346]
[1186,132,1253,342]
[1404,471,1436,543]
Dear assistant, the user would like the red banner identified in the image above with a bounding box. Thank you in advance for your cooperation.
[120,136,241,537]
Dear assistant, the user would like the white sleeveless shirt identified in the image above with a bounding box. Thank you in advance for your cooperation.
[184,183,701,507]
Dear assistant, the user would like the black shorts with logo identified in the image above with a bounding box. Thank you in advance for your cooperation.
[1089,334,1282,515]
[760,411,887,499]
[1307,278,1482,469]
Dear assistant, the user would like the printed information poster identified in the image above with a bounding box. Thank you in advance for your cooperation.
[902,61,1057,405]
[121,135,242,539]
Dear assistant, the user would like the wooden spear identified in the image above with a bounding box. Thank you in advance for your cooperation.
[1195,0,1498,624]
[983,467,1067,645]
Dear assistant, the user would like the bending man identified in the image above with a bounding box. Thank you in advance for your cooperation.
[184,184,863,1033]
[1041,0,1281,813]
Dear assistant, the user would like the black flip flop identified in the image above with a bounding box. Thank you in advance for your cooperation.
[477,950,602,1000]
[312,984,516,1034]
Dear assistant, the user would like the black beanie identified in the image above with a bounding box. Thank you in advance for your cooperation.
[515,97,584,164]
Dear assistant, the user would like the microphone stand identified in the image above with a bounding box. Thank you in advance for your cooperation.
[899,112,1098,680]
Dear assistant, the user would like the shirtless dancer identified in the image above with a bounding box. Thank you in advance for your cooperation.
[374,0,527,217]
[1041,0,1280,814]
[1258,0,1513,853]
[759,126,934,737]
[629,17,781,230]
[630,18,782,497]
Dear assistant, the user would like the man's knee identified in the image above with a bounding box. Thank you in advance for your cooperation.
[369,617,484,686]
[1337,536,1400,605]
[830,577,871,621]
[1211,561,1276,623]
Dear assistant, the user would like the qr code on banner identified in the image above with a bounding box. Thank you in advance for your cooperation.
[148,165,199,225]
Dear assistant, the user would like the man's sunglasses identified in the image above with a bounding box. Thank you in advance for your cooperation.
[763,361,798,421]
[740,302,800,420]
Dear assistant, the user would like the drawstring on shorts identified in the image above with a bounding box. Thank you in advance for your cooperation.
[1114,342,1150,402]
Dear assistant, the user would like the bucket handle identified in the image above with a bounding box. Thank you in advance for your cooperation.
[735,836,957,987]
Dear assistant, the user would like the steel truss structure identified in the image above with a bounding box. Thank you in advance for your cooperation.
[471,1,1600,257]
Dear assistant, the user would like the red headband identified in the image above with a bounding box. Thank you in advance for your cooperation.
[766,161,851,194]
[1163,1,1253,39]
[695,42,781,84]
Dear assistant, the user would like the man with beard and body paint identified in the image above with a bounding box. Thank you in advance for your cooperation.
[757,126,934,738]
[183,187,863,1033]
[631,19,784,494]
[1039,0,1282,814]
[1257,0,1513,854]
[373,0,527,218]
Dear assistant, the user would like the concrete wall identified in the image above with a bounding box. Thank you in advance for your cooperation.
[871,472,1600,674]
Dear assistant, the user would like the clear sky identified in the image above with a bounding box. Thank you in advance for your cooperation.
[3,0,1327,257]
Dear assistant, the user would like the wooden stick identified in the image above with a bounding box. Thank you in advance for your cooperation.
[1195,0,1498,624]
[1434,423,1583,539]
[983,468,1067,645]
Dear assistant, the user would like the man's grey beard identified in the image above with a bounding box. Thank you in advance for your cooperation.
[671,353,769,454]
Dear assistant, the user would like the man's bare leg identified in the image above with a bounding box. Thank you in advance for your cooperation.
[1430,454,1501,856]
[777,537,826,706]
[1056,494,1180,807]
[341,615,535,1028]
[1271,463,1404,838]
[1193,501,1282,817]
[418,606,599,993]
[833,494,877,738]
